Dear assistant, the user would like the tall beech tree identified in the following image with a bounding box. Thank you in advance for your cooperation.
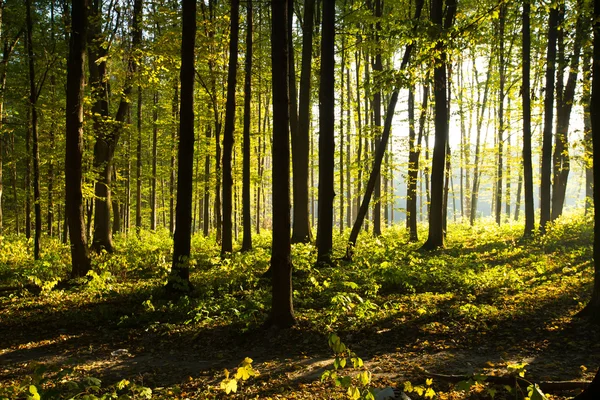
[222,0,240,255]
[241,0,253,252]
[346,0,424,259]
[291,0,315,244]
[522,0,535,237]
[317,0,335,265]
[266,0,295,328]
[89,0,143,252]
[167,0,196,293]
[25,0,41,260]
[65,0,91,278]
[539,5,559,234]
[421,0,456,250]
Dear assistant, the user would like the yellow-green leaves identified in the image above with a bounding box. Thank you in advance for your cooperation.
[220,357,259,395]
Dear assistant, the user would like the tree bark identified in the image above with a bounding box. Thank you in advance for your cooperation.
[291,0,315,244]
[421,0,456,250]
[241,0,253,252]
[522,0,535,237]
[222,0,240,255]
[266,0,296,328]
[167,0,196,294]
[65,0,91,278]
[540,6,559,234]
[316,0,336,265]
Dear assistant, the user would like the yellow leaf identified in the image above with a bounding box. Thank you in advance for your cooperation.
[426,378,433,386]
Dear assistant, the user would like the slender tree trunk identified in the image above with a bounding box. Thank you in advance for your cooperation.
[266,0,296,328]
[495,4,506,226]
[291,0,315,243]
[171,82,178,235]
[552,2,586,221]
[241,0,253,251]
[372,0,383,237]
[66,0,91,278]
[540,6,559,233]
[221,0,240,255]
[151,91,158,230]
[317,0,336,264]
[421,0,456,250]
[168,0,196,294]
[522,0,535,236]
[583,50,593,215]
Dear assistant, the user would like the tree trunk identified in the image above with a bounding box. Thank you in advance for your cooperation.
[421,0,456,250]
[540,5,559,233]
[266,0,296,328]
[495,3,506,226]
[171,82,178,235]
[241,0,253,252]
[522,0,535,236]
[583,50,593,215]
[291,0,315,244]
[221,0,240,255]
[26,0,42,259]
[151,91,158,230]
[167,0,196,294]
[552,2,586,221]
[66,0,91,278]
[316,0,336,265]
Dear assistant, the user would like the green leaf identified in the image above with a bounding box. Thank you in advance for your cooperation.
[347,386,361,400]
[456,379,474,392]
[528,384,548,400]
[487,387,497,399]
[116,379,130,390]
[339,357,347,368]
[359,371,371,386]
[340,376,352,388]
[220,378,237,394]
[28,385,40,400]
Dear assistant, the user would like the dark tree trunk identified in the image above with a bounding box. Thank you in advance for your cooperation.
[372,0,382,237]
[495,3,506,226]
[171,82,178,235]
[540,6,559,234]
[89,0,142,251]
[136,87,142,233]
[583,51,593,215]
[222,0,240,255]
[316,0,335,265]
[577,0,600,321]
[470,58,492,226]
[421,0,456,250]
[291,0,315,244]
[167,0,196,294]
[25,0,41,260]
[522,0,535,237]
[346,0,424,258]
[407,85,417,241]
[151,91,158,230]
[65,0,91,278]
[241,0,253,252]
[551,2,586,221]
[266,0,296,328]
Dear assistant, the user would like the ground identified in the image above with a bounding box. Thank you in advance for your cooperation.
[0,216,599,399]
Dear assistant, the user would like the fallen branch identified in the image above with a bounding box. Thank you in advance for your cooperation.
[418,367,590,392]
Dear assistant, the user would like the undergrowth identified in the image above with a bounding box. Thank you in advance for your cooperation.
[0,212,596,399]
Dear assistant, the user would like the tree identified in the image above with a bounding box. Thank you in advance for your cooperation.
[65,0,91,279]
[522,0,535,237]
[421,0,456,250]
[90,0,143,251]
[167,0,196,294]
[291,0,315,244]
[266,0,295,328]
[316,0,335,265]
[222,0,240,255]
[578,0,600,321]
[241,0,253,252]
[539,5,559,234]
[25,0,41,260]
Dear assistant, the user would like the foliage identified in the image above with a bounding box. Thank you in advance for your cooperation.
[219,357,259,394]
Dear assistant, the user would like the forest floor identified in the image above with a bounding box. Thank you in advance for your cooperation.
[1,214,599,399]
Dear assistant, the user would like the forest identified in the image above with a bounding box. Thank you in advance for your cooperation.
[1,0,600,398]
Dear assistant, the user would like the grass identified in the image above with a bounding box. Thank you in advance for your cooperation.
[0,212,598,399]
